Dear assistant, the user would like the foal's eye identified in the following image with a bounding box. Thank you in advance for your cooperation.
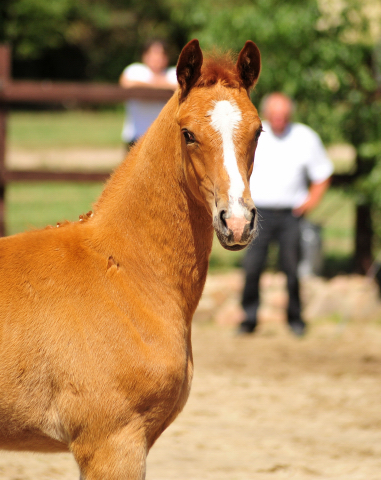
[255,126,263,142]
[182,129,196,144]
[256,126,264,140]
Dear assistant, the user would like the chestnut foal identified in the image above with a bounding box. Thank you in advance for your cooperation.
[0,39,262,479]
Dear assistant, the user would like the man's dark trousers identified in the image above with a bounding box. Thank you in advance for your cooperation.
[241,208,302,328]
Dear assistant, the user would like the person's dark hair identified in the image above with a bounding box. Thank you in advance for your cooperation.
[142,39,169,56]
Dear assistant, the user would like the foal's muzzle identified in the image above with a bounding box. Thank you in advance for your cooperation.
[213,198,257,251]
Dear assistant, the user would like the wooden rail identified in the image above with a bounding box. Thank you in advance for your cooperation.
[0,80,174,104]
[0,44,173,236]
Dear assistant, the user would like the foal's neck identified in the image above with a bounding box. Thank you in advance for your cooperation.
[92,95,213,317]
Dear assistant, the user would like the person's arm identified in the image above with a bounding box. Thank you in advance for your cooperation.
[119,73,142,88]
[119,73,177,90]
[292,177,331,217]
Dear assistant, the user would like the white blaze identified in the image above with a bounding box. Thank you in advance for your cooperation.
[208,100,245,216]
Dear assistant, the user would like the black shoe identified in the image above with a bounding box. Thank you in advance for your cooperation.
[237,319,257,335]
[288,319,306,337]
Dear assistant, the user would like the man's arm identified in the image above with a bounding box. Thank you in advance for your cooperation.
[293,177,331,217]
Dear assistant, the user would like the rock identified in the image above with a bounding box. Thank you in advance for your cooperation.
[194,269,381,325]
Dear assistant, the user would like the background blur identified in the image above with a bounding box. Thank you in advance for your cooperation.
[1,0,381,275]
[2,3,381,480]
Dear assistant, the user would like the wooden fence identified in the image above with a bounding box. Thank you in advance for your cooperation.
[0,44,173,236]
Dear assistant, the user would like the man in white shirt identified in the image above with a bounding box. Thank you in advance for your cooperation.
[119,40,178,145]
[238,92,334,336]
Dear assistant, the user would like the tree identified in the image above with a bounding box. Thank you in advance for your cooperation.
[173,0,381,272]
[0,0,189,81]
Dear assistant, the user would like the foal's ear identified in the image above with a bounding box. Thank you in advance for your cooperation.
[177,39,203,102]
[236,41,261,92]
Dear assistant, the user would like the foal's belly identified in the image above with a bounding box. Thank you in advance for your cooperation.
[0,429,69,453]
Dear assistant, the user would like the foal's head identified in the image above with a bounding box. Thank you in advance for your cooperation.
[176,40,262,251]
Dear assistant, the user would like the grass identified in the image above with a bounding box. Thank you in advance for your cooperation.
[6,109,355,274]
[209,188,355,273]
[7,182,354,274]
[8,109,125,149]
[6,182,104,235]
[308,188,355,256]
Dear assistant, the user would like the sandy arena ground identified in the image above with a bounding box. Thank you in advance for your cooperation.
[0,319,381,480]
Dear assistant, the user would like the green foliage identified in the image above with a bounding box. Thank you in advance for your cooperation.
[0,0,189,80]
[174,0,381,253]
[1,0,109,58]
[2,0,381,253]
[174,0,380,143]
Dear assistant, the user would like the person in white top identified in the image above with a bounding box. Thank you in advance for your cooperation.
[119,40,178,146]
[238,92,334,336]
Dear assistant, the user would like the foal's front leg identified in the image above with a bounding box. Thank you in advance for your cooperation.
[72,428,147,480]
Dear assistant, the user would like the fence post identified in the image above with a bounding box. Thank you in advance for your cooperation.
[0,44,10,237]
[354,204,373,275]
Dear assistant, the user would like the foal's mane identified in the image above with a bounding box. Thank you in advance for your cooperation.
[194,50,241,89]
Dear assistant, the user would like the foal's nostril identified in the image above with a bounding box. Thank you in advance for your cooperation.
[249,208,256,231]
[219,209,228,229]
